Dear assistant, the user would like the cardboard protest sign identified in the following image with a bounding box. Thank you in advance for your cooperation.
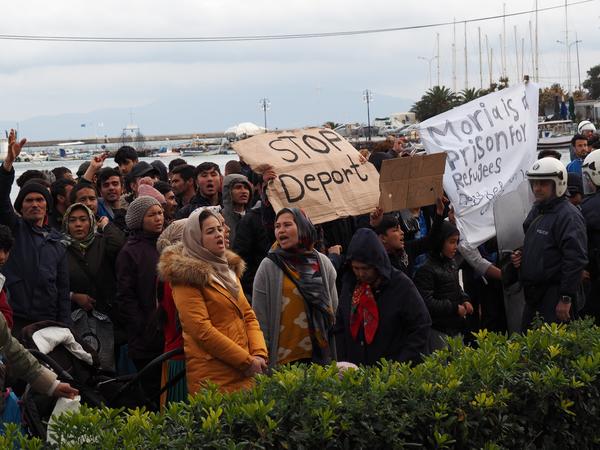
[379,153,447,212]
[419,82,539,246]
[233,128,380,224]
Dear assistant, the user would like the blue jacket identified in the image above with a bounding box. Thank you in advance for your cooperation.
[0,166,71,324]
[521,196,587,298]
[335,228,431,365]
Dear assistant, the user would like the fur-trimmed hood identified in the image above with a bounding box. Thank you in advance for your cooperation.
[158,242,245,289]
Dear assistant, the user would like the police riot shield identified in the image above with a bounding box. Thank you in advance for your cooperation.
[493,180,534,334]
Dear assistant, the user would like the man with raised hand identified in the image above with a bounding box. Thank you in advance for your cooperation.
[0,130,71,335]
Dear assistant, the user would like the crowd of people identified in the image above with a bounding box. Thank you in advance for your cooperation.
[0,120,599,408]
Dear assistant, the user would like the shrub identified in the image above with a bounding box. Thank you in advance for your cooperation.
[24,320,600,448]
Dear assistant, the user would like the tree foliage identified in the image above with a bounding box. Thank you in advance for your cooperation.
[410,86,459,121]
[583,64,600,99]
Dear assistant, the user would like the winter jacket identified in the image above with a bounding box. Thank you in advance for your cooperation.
[232,201,276,298]
[115,231,164,359]
[158,243,267,394]
[520,197,587,300]
[582,192,600,278]
[66,223,125,316]
[221,174,252,246]
[335,229,431,365]
[414,255,469,335]
[0,312,58,394]
[252,250,338,369]
[0,166,71,325]
[175,192,222,220]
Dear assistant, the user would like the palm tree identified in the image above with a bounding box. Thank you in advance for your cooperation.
[458,88,485,104]
[410,86,459,121]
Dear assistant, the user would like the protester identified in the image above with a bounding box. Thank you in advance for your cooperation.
[116,196,165,407]
[0,131,71,335]
[175,162,223,219]
[253,208,338,369]
[414,221,473,351]
[151,160,169,183]
[69,182,99,217]
[224,160,242,176]
[232,182,276,299]
[154,181,178,227]
[125,162,160,201]
[335,228,431,364]
[0,225,15,327]
[51,166,73,181]
[63,203,125,369]
[114,146,139,176]
[169,164,196,208]
[510,157,588,327]
[370,197,445,276]
[158,208,267,393]
[156,219,188,407]
[221,174,252,246]
[49,178,75,230]
[96,167,128,230]
[168,158,187,176]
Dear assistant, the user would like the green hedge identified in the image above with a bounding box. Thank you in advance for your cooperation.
[15,320,600,449]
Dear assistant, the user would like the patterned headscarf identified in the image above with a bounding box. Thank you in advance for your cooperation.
[62,203,97,253]
[269,207,333,364]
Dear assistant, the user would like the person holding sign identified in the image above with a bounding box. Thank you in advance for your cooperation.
[252,208,338,369]
[510,158,587,327]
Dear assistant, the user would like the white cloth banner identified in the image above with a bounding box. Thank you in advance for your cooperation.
[419,83,539,246]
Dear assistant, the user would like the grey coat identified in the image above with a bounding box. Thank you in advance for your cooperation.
[252,251,338,369]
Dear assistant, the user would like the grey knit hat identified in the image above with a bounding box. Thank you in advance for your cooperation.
[125,195,162,231]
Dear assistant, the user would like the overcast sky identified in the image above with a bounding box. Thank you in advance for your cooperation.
[0,0,598,139]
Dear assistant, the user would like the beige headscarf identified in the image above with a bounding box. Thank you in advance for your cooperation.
[182,208,240,299]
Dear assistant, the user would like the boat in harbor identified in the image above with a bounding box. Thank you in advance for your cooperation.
[537,120,575,150]
[180,147,220,157]
[47,147,93,161]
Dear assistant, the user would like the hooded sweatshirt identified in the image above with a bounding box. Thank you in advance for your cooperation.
[335,228,431,365]
[221,174,252,246]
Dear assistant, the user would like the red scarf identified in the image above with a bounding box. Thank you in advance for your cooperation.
[350,282,379,344]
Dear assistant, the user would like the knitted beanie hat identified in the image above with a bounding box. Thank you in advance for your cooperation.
[14,182,53,214]
[125,195,161,231]
[138,183,166,204]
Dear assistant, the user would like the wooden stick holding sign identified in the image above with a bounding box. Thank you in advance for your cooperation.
[232,128,380,224]
[378,153,447,212]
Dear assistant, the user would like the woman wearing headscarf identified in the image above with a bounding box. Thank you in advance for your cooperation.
[252,207,338,369]
[158,208,267,394]
[62,203,125,369]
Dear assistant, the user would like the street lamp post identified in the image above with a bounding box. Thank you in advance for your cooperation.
[362,89,373,142]
[417,56,438,89]
[259,98,270,131]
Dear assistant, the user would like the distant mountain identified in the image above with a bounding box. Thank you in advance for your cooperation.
[1,86,413,141]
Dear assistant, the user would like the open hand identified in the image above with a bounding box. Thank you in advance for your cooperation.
[53,382,79,399]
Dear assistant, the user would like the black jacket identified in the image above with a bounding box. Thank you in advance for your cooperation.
[582,192,600,279]
[115,231,164,359]
[66,223,125,316]
[335,228,431,365]
[174,192,222,220]
[520,197,587,299]
[0,166,71,325]
[413,255,469,334]
[232,201,276,299]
